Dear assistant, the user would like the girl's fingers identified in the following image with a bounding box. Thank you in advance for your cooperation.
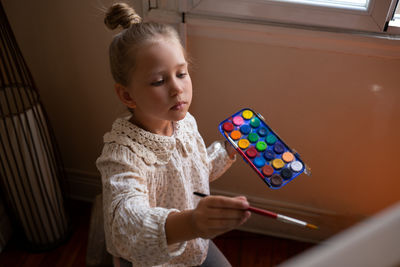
[205,217,245,230]
[234,196,247,201]
[239,211,251,225]
[206,207,248,219]
[193,196,252,239]
[204,196,249,209]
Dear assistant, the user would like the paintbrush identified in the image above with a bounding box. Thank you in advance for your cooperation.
[193,192,318,230]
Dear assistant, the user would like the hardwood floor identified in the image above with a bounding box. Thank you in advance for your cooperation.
[214,231,314,267]
[0,200,90,267]
[0,200,314,267]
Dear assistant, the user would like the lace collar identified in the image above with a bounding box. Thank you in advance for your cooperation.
[103,113,194,165]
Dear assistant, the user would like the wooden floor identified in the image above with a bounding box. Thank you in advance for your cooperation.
[0,200,314,267]
[214,231,314,266]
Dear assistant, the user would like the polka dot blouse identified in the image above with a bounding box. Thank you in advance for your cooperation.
[96,112,235,266]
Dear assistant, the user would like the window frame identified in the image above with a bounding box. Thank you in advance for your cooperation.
[143,0,400,59]
[387,0,400,33]
[181,0,397,33]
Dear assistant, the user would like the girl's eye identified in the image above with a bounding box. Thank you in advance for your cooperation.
[177,73,187,78]
[150,79,164,86]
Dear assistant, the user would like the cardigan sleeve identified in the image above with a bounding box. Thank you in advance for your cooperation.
[96,143,186,266]
[206,140,236,182]
[184,112,236,183]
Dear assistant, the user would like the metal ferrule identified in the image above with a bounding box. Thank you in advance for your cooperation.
[277,214,307,227]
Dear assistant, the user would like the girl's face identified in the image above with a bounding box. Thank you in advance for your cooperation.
[127,37,192,128]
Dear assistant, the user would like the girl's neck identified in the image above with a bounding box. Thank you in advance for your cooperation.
[129,111,174,137]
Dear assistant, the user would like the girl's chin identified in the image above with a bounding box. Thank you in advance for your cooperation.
[169,109,188,121]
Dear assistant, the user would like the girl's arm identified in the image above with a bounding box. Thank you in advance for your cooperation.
[206,140,236,182]
[184,113,235,182]
[96,144,186,266]
[165,195,251,245]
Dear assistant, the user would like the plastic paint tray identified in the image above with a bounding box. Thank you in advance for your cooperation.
[219,108,311,189]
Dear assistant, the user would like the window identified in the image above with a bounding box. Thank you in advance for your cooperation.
[144,0,399,58]
[396,1,400,16]
[276,0,369,10]
[177,0,399,33]
[388,0,400,29]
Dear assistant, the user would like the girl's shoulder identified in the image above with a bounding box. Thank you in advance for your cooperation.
[99,112,201,165]
[100,116,178,165]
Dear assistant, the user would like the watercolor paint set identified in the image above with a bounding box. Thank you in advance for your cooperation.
[219,108,311,189]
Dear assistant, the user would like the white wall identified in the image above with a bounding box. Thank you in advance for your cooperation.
[3,0,399,242]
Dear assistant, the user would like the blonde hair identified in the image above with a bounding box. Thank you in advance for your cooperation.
[104,2,183,86]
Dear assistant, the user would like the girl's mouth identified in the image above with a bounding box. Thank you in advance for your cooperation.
[171,101,187,111]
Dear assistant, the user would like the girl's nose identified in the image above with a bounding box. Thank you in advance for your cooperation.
[169,78,184,96]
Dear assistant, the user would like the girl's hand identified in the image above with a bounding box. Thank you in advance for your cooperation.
[225,140,237,159]
[191,195,251,239]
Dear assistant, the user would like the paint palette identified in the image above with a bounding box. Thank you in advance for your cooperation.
[219,108,310,189]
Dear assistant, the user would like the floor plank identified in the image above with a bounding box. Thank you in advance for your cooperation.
[213,231,314,267]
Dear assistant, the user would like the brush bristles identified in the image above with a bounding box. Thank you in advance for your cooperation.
[306,223,318,230]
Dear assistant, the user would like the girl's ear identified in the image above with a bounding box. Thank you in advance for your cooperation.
[114,83,136,109]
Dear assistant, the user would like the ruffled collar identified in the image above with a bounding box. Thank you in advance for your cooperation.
[103,113,194,165]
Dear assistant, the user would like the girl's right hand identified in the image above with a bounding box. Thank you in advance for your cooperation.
[191,195,251,239]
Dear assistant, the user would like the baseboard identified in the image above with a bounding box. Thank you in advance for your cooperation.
[211,188,364,243]
[64,169,363,242]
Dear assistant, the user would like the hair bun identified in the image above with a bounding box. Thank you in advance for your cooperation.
[104,3,142,30]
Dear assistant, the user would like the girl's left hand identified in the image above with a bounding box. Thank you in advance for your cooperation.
[225,141,236,159]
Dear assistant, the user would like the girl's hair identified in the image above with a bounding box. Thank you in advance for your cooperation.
[104,2,183,86]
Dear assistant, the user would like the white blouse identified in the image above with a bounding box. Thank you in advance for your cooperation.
[96,112,235,266]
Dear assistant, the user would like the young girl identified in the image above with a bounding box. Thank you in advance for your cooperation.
[96,3,251,266]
